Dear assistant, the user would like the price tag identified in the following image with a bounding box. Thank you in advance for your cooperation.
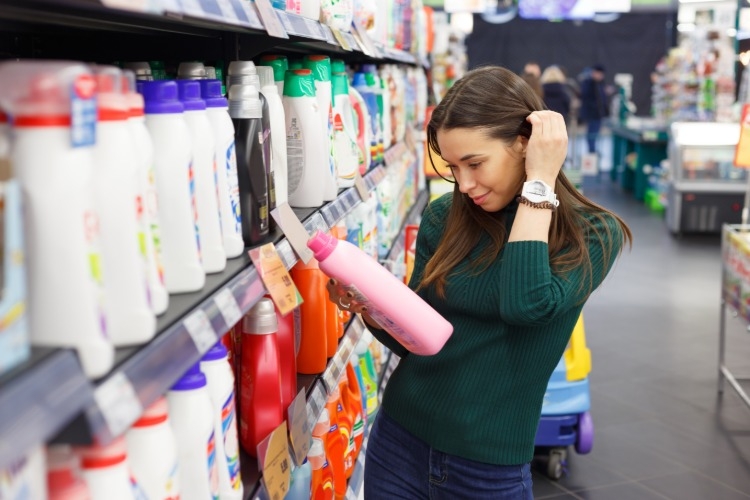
[353,172,369,201]
[178,0,205,17]
[306,383,327,430]
[258,422,291,500]
[271,202,314,264]
[94,372,143,437]
[239,0,264,29]
[642,130,658,142]
[249,243,303,316]
[320,24,338,45]
[214,0,240,22]
[351,22,378,57]
[288,390,312,466]
[214,288,242,329]
[255,0,289,38]
[101,0,149,12]
[184,309,217,354]
[331,28,352,51]
[304,18,325,39]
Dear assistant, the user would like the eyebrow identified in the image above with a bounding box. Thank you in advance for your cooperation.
[459,153,484,161]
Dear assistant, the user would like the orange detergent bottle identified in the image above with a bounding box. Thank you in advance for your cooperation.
[325,388,348,500]
[308,437,334,500]
[291,259,328,374]
[337,377,356,479]
[344,361,365,461]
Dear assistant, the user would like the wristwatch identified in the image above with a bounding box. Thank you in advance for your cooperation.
[521,180,559,207]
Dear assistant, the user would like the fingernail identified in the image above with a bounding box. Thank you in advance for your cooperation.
[329,278,336,285]
[346,291,354,299]
[361,307,368,313]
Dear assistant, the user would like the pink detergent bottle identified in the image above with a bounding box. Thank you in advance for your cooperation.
[307,231,453,356]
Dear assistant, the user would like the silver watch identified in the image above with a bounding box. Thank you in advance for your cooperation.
[521,180,559,207]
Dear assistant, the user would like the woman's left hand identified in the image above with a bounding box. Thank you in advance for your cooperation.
[524,110,568,184]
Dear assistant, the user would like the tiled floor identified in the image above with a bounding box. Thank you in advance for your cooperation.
[531,136,750,498]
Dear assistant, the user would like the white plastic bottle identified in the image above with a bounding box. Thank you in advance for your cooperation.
[3,61,113,378]
[125,397,181,500]
[176,79,226,274]
[283,69,327,208]
[78,438,138,500]
[200,79,244,259]
[47,445,91,500]
[303,56,338,202]
[167,363,219,500]
[200,343,243,500]
[300,0,321,19]
[0,445,47,500]
[141,80,205,293]
[257,66,289,208]
[92,66,156,347]
[331,72,359,188]
[123,70,169,316]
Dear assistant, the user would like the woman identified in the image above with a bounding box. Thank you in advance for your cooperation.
[541,65,571,123]
[328,66,631,499]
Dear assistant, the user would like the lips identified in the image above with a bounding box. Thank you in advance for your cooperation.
[471,193,489,205]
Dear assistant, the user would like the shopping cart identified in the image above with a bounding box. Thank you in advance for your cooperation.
[534,315,594,480]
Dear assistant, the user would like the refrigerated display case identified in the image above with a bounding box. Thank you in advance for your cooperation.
[666,122,745,234]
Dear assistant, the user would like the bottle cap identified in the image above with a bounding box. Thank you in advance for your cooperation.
[307,438,326,469]
[170,363,207,391]
[289,60,304,70]
[176,79,206,111]
[94,66,129,121]
[132,396,168,428]
[283,69,316,98]
[331,59,346,74]
[77,437,127,469]
[227,83,262,119]
[307,230,337,261]
[303,55,332,82]
[331,73,349,97]
[227,60,258,77]
[121,70,145,116]
[201,341,228,362]
[199,79,228,108]
[178,61,207,80]
[140,80,184,114]
[312,408,330,437]
[123,61,153,81]
[258,56,288,82]
[362,63,377,74]
[352,72,368,88]
[205,66,217,79]
[257,66,276,91]
[242,298,278,335]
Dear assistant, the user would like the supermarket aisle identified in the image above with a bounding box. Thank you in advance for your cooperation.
[531,171,750,498]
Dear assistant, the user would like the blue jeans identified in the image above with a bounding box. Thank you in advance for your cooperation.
[586,119,602,153]
[364,410,533,499]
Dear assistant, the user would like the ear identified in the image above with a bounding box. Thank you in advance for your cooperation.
[512,136,528,156]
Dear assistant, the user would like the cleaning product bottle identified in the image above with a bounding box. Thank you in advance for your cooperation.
[239,298,284,457]
[309,230,452,355]
[350,356,367,426]
[352,72,380,168]
[291,259,328,374]
[141,80,205,293]
[200,79,244,259]
[125,397,181,500]
[268,296,298,411]
[331,72,359,188]
[378,66,392,152]
[258,55,289,96]
[167,363,219,500]
[200,342,243,499]
[324,389,347,500]
[286,459,312,500]
[356,333,379,417]
[92,66,156,347]
[78,438,139,500]
[303,55,338,202]
[334,381,355,479]
[227,62,276,229]
[227,82,270,246]
[348,84,371,175]
[5,61,113,378]
[362,64,385,162]
[344,361,365,461]
[307,437,333,500]
[323,267,340,358]
[0,445,47,500]
[258,66,289,208]
[123,70,169,316]
[300,0,321,19]
[176,79,226,274]
[283,69,326,208]
[47,445,91,500]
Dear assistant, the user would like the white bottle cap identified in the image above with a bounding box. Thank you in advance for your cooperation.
[312,408,330,437]
[227,83,262,119]
[93,65,129,119]
[307,437,326,469]
[258,66,277,93]
[177,62,207,80]
[123,62,153,81]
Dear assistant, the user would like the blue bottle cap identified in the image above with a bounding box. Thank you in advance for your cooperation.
[176,80,207,111]
[171,363,206,391]
[140,80,184,114]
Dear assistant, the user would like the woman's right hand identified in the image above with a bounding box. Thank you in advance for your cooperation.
[326,278,382,329]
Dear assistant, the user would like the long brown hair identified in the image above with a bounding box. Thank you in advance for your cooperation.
[421,66,632,298]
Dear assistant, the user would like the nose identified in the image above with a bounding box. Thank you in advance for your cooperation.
[456,169,476,194]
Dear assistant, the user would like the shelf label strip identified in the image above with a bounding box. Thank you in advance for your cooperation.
[184,308,218,354]
[214,288,243,330]
[94,372,143,438]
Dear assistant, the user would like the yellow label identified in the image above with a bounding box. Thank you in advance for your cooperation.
[261,422,291,500]
[248,243,303,316]
[331,29,351,51]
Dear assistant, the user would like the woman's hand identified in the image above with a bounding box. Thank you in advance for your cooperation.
[326,278,383,329]
[524,110,568,185]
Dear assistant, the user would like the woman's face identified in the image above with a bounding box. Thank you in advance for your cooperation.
[437,127,526,212]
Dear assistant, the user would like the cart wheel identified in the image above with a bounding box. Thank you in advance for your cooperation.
[547,451,565,480]
[575,411,594,455]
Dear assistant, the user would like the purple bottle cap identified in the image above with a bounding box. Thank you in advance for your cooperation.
[307,231,337,260]
[199,79,228,108]
[201,342,228,362]
[140,81,184,114]
[176,80,206,111]
[171,363,206,391]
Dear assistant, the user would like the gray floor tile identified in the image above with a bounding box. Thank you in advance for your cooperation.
[575,482,670,500]
[639,471,750,500]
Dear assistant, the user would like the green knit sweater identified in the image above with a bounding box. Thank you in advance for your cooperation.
[369,193,622,465]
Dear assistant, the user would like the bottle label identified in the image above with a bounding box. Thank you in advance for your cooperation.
[343,283,419,349]
[134,193,151,307]
[130,474,149,500]
[213,158,222,231]
[352,413,364,439]
[208,431,219,500]
[221,392,242,491]
[258,128,275,212]
[286,117,304,194]
[226,142,242,233]
[188,161,202,261]
[146,166,165,284]
[327,102,336,179]
[164,461,180,500]
[70,75,97,148]
[83,209,108,338]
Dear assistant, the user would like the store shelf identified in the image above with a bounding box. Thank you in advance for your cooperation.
[384,189,429,270]
[0,348,92,469]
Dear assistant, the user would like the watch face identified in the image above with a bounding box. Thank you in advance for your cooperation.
[526,181,548,196]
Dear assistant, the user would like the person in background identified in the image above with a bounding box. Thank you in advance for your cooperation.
[541,65,571,124]
[327,65,631,499]
[579,64,609,154]
[522,60,544,100]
